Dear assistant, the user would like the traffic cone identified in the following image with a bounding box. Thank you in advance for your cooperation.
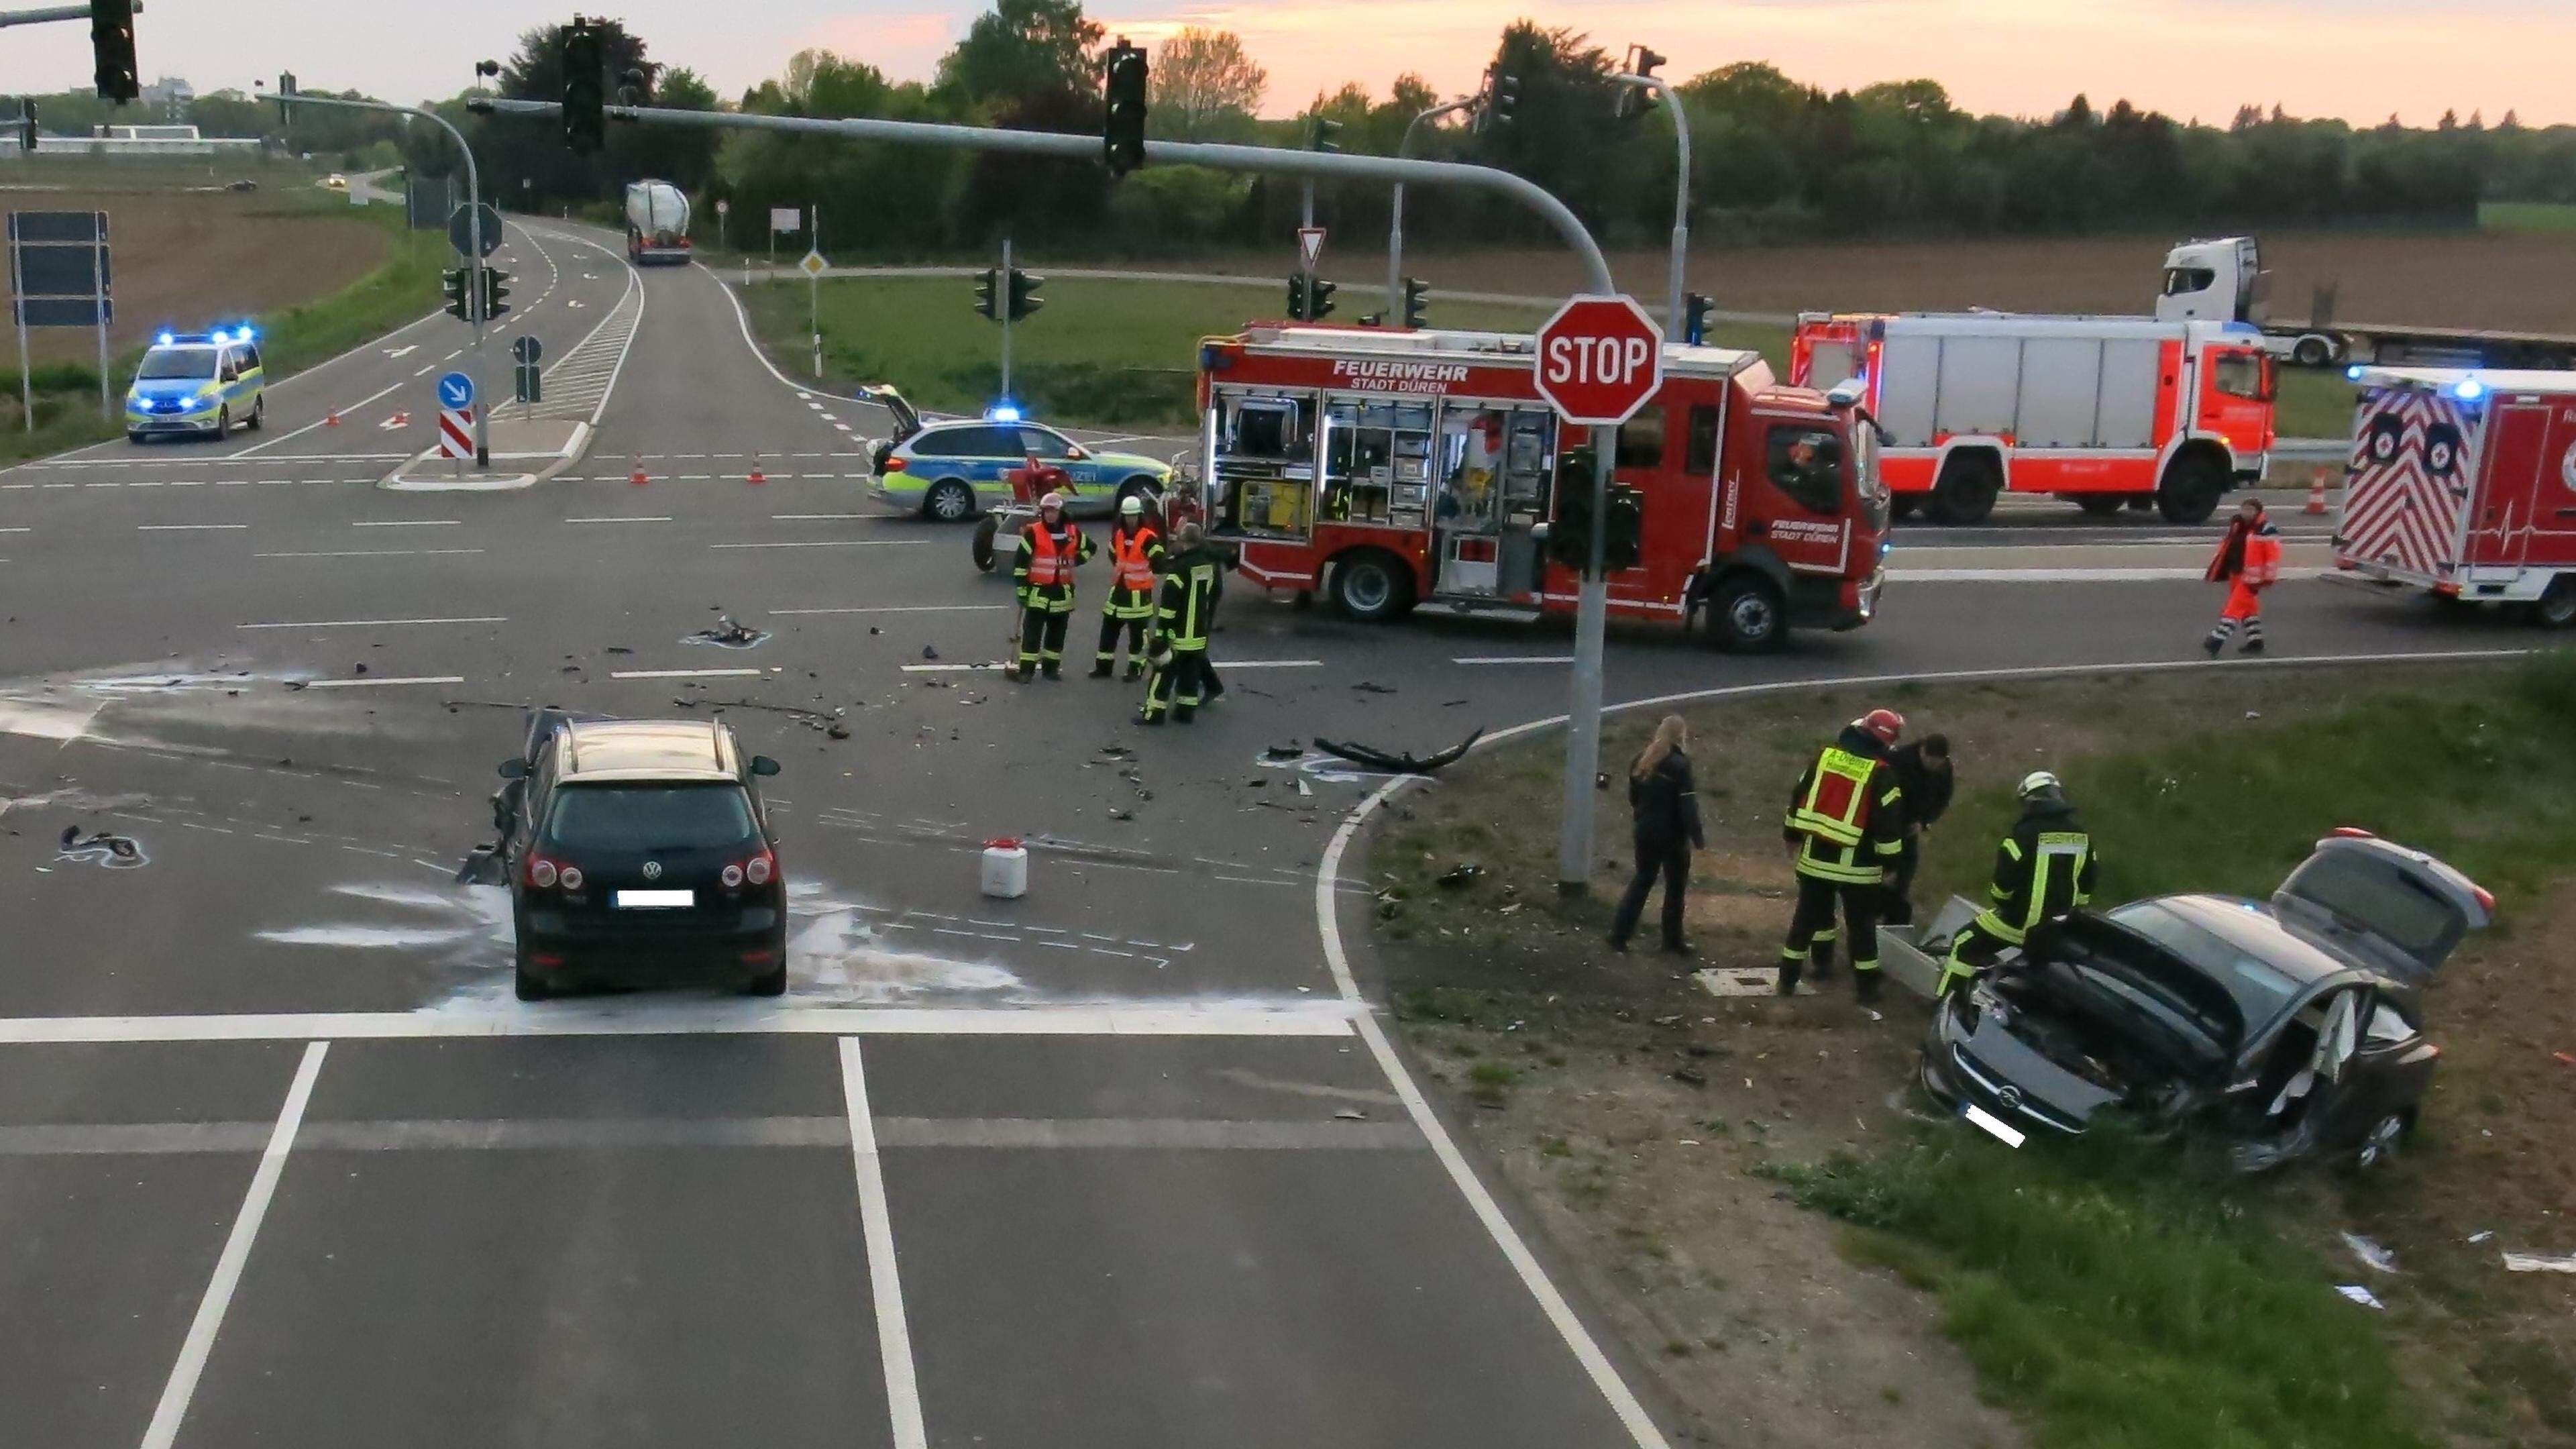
[2304,473,2328,515]
[323,408,340,428]
[746,452,767,486]
[629,455,649,486]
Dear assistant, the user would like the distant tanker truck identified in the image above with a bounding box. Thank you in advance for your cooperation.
[2159,235,2576,372]
[624,180,691,266]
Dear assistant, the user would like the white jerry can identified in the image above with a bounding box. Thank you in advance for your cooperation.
[980,837,1030,900]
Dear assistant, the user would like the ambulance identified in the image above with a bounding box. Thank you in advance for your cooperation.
[1193,322,1890,651]
[2330,368,2576,629]
[125,325,266,441]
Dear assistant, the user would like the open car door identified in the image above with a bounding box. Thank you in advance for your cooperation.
[2272,833,2492,993]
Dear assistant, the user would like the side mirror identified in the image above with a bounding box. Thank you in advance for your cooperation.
[497,759,529,780]
[1066,444,1089,461]
[750,755,782,777]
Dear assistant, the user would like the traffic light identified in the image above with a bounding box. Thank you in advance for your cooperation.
[1307,115,1342,153]
[1101,38,1147,177]
[1007,267,1044,322]
[91,0,138,103]
[273,71,297,123]
[1306,275,1336,321]
[1286,274,1307,321]
[441,268,472,322]
[1401,276,1430,329]
[560,18,606,154]
[973,266,1000,321]
[1617,44,1666,119]
[1682,293,1714,346]
[1601,484,1644,571]
[16,100,36,154]
[1476,68,1519,133]
[1546,453,1595,570]
[480,268,511,320]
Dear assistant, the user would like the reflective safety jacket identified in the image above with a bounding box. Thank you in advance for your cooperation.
[1155,546,1222,651]
[2206,515,2282,588]
[1971,794,2099,945]
[1102,523,1164,620]
[1782,725,1908,885]
[1014,521,1095,612]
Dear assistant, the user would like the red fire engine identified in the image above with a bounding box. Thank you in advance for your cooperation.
[1193,323,1890,651]
[2331,368,2576,629]
[1790,312,2277,525]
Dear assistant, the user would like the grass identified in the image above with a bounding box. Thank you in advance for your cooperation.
[2275,366,2358,439]
[2479,201,2576,235]
[740,272,1786,430]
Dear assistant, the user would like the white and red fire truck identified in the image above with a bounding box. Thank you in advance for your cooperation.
[1193,323,1890,651]
[1790,312,2277,525]
[2330,368,2576,629]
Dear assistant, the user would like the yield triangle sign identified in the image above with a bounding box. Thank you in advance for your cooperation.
[1297,227,1326,271]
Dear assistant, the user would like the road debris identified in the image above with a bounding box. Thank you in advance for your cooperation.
[922,645,940,661]
[686,614,771,649]
[1313,728,1483,775]
[2501,1252,2576,1274]
[56,826,146,869]
[1334,1109,1369,1122]
[2341,1232,2399,1274]
[2332,1285,2386,1310]
[1263,743,1303,760]
[1351,681,1397,694]
[1436,863,1483,888]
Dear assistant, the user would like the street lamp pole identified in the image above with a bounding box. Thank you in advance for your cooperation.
[1387,97,1476,318]
[1613,71,1692,334]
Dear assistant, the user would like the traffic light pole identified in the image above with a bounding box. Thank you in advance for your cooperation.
[1613,72,1692,335]
[487,95,1628,892]
[280,89,489,464]
[1387,97,1476,318]
[998,236,1012,400]
[0,1,140,29]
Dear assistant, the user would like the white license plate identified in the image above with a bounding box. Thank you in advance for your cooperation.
[614,889,695,910]
[1963,1104,2027,1149]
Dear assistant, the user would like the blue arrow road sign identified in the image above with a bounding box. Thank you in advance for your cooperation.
[437,371,475,411]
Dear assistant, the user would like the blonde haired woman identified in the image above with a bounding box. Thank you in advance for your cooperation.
[1609,714,1706,954]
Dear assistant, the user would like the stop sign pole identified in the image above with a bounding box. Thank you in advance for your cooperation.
[1534,294,1665,894]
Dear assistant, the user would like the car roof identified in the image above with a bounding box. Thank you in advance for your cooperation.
[2125,894,2361,988]
[556,719,740,784]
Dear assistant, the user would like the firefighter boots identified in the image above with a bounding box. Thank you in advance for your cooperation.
[1089,661,1113,679]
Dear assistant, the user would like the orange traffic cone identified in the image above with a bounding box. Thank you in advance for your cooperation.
[2304,474,2328,515]
[323,408,340,428]
[629,455,649,486]
[746,452,767,485]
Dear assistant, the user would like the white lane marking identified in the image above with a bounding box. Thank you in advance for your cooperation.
[840,1040,930,1449]
[565,516,673,524]
[0,526,28,532]
[237,616,506,630]
[442,349,462,361]
[255,549,486,559]
[608,667,765,680]
[352,519,462,527]
[136,1041,328,1449]
[775,604,1008,616]
[137,523,249,531]
[708,540,927,551]
[0,1002,1360,1044]
[231,374,409,458]
[1454,655,1576,665]
[298,676,468,688]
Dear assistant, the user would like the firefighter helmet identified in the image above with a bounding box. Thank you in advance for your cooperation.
[1120,494,1144,517]
[2017,770,2062,799]
[1039,490,1066,514]
[1857,708,1905,746]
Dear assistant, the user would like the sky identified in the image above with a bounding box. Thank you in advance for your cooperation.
[3,0,2570,127]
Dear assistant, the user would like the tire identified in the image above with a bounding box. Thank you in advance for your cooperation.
[1330,549,1411,623]
[126,431,144,443]
[2292,335,2334,368]
[246,395,265,431]
[2533,576,2576,630]
[2075,495,2125,517]
[2350,1111,2408,1172]
[1928,454,2002,525]
[923,478,975,523]
[970,515,1000,574]
[1706,573,1788,653]
[2157,451,2227,525]
[213,405,230,439]
[513,943,550,1002]
[1888,496,1920,522]
[1114,476,1163,510]
[744,939,788,998]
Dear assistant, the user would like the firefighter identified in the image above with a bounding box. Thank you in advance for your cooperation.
[1092,494,1164,680]
[2202,496,2281,657]
[1011,490,1094,682]
[1939,770,2100,996]
[1778,708,1909,1004]
[1139,522,1220,725]
[1882,731,1954,927]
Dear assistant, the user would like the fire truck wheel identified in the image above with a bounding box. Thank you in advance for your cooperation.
[2534,578,2576,630]
[2074,496,2125,517]
[924,479,977,523]
[970,515,1001,574]
[2155,453,2227,525]
[1888,496,1919,522]
[1706,574,1788,653]
[1330,550,1413,623]
[1929,455,2002,525]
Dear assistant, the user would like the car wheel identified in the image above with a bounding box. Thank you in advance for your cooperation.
[2157,452,2227,525]
[2532,576,2576,630]
[513,945,550,1002]
[1929,454,2001,525]
[126,431,144,443]
[971,515,1001,574]
[923,478,975,523]
[1707,573,1788,653]
[214,405,230,439]
[2351,1112,2408,1171]
[1330,549,1411,622]
[745,940,788,997]
[1115,476,1163,511]
[2075,495,2125,517]
[246,395,265,431]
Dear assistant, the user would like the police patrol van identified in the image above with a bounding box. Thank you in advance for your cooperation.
[125,325,266,441]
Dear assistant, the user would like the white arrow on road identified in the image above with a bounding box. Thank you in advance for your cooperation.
[382,345,417,359]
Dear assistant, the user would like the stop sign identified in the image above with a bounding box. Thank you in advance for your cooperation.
[1534,294,1664,426]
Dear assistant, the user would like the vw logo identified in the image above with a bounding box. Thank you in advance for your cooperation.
[1994,1085,2024,1112]
[641,861,662,881]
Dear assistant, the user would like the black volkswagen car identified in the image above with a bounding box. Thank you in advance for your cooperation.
[494,714,788,1000]
[1921,832,2491,1171]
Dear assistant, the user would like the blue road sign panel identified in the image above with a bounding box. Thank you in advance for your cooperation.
[436,371,475,410]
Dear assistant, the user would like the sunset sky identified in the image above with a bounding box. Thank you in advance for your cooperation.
[2,0,2568,127]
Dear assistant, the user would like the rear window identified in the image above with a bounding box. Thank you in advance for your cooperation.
[543,784,756,853]
[2282,849,2465,957]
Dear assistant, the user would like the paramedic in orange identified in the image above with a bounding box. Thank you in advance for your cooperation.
[2202,496,2281,656]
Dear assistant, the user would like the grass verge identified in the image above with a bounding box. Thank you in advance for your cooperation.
[2481,201,2576,235]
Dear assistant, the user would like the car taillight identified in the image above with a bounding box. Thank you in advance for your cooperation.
[721,863,744,888]
[559,865,584,891]
[883,455,906,472]
[745,851,774,886]
[527,857,558,888]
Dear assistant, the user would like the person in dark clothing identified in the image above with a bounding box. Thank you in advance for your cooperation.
[1609,715,1705,954]
[1882,733,1954,927]
[1939,770,2100,996]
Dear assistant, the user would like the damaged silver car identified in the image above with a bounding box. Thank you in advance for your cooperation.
[1917,830,2491,1171]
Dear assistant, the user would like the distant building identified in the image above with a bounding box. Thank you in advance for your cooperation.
[12,121,262,157]
[138,76,195,114]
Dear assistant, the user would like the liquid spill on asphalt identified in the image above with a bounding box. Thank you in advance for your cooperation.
[55,827,148,869]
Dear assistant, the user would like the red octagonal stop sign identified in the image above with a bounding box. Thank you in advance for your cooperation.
[1534,293,1665,427]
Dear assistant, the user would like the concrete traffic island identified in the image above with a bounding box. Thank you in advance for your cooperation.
[380,417,592,491]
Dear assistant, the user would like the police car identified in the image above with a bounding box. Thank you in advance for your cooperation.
[865,389,1173,523]
[125,326,266,441]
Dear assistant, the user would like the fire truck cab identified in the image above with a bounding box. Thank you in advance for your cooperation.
[2332,368,2576,629]
[1792,312,2276,525]
[1195,323,1890,651]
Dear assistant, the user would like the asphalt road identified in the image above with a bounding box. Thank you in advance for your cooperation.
[0,224,2538,1449]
